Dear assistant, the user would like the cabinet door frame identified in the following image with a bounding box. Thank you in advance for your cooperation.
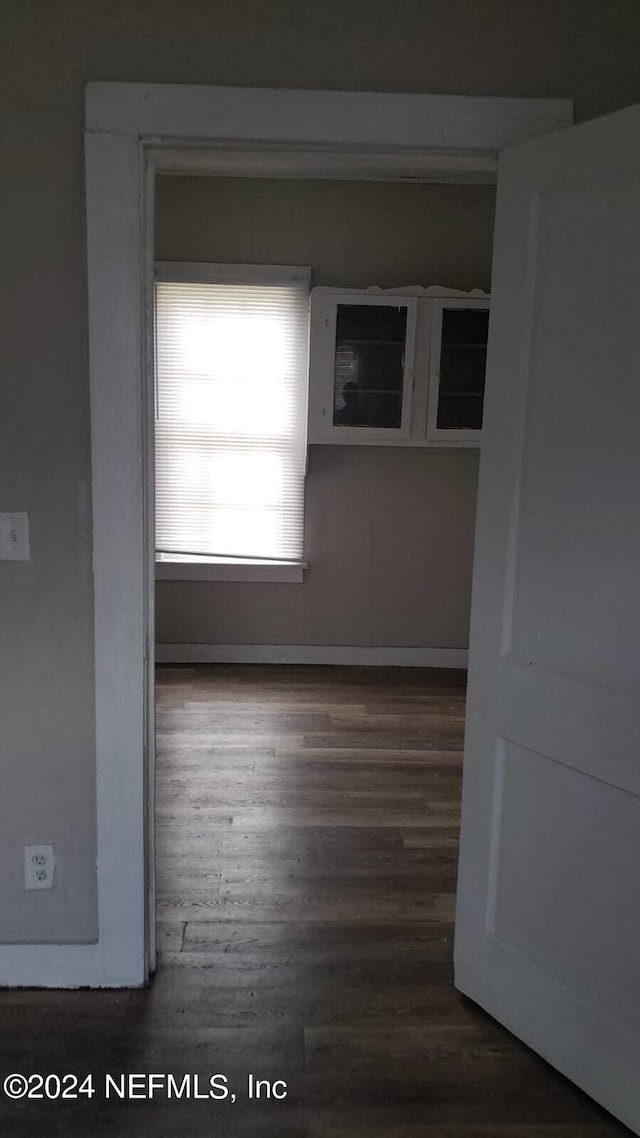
[426,295,491,447]
[309,291,417,443]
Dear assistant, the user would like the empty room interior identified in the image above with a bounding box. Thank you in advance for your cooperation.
[153,169,491,1118]
[3,2,640,1136]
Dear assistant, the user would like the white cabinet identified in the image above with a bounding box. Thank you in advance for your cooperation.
[425,296,490,446]
[307,290,417,442]
[307,287,490,447]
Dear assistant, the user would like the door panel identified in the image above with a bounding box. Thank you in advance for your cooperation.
[492,740,640,1036]
[509,173,640,688]
[455,105,640,1134]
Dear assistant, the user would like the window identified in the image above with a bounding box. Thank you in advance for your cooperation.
[154,263,310,582]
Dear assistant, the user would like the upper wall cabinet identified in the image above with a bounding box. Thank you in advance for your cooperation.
[308,291,417,443]
[425,297,490,446]
[307,287,490,447]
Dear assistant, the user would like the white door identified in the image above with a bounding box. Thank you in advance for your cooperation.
[455,105,640,1134]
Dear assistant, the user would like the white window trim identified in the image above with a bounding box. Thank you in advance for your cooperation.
[155,262,311,286]
[155,555,306,583]
[154,260,311,582]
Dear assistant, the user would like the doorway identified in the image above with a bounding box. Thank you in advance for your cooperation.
[151,167,491,965]
[84,79,570,986]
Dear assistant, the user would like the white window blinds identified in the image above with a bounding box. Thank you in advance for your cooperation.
[154,266,310,563]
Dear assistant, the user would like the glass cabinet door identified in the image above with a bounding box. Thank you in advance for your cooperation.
[427,298,490,445]
[310,293,416,441]
[333,303,408,430]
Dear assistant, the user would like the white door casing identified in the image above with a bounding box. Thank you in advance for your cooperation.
[1,85,572,988]
[455,104,640,1134]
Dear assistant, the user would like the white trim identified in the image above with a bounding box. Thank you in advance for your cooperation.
[85,130,147,987]
[86,83,572,155]
[155,261,311,285]
[66,82,571,992]
[152,144,501,184]
[156,560,305,583]
[156,643,468,668]
[143,150,157,977]
[0,944,143,990]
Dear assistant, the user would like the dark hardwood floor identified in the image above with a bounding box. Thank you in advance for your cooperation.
[0,665,631,1136]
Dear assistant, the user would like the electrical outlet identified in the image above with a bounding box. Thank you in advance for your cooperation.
[24,845,55,891]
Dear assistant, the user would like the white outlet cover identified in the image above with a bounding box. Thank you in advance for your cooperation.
[0,512,30,561]
[24,844,55,891]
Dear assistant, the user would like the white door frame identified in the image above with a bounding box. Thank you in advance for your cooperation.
[4,84,570,988]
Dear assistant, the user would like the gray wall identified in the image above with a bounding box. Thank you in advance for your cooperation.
[157,444,480,650]
[155,175,493,650]
[155,176,495,290]
[4,0,640,944]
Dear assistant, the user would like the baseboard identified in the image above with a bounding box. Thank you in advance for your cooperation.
[0,943,146,989]
[155,644,468,668]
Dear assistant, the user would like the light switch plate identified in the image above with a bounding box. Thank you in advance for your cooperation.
[0,512,30,560]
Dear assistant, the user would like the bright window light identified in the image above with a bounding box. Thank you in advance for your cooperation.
[155,270,310,563]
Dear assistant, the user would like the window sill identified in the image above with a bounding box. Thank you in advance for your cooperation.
[155,556,306,583]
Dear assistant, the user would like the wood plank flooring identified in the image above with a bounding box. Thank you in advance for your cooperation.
[0,665,631,1137]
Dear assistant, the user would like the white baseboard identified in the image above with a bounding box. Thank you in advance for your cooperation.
[0,943,145,989]
[156,644,468,668]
